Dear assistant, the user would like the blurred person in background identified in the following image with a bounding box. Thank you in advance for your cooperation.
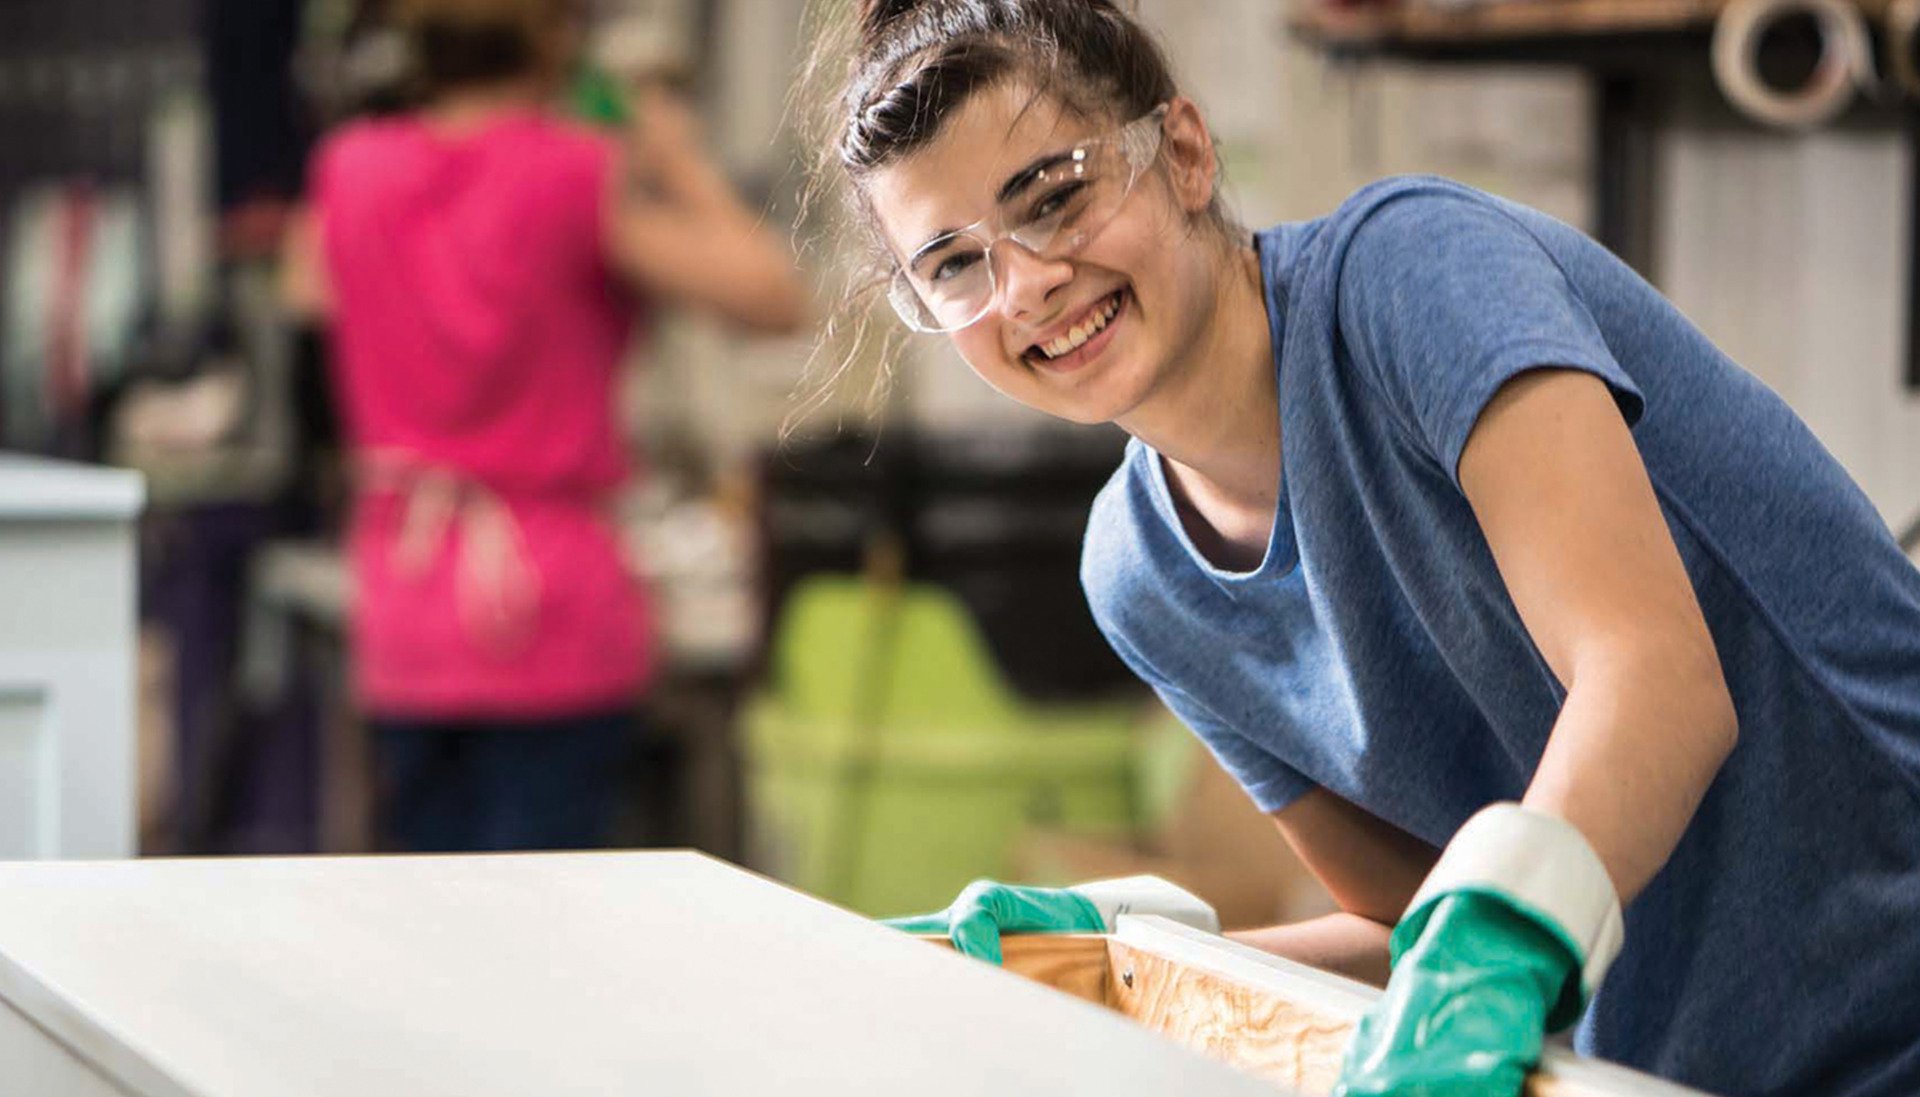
[282,0,805,853]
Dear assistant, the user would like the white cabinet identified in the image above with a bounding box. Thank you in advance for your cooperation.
[0,455,142,858]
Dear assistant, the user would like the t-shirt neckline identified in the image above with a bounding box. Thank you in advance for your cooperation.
[1140,226,1304,585]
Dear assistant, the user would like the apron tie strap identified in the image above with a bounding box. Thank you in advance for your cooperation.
[357,450,544,656]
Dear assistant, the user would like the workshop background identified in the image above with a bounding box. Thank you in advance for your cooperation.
[0,0,1916,929]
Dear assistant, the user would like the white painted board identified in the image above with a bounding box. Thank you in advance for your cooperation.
[0,852,1293,1097]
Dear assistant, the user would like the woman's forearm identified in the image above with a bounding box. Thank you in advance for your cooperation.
[1524,649,1737,905]
[1228,911,1394,988]
[1458,370,1740,906]
[611,109,806,332]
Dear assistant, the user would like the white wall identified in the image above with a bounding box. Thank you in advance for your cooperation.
[1657,106,1920,526]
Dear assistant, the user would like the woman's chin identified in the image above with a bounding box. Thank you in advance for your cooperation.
[978,341,1153,425]
[1036,368,1153,426]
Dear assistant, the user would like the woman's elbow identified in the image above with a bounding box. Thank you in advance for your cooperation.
[1596,631,1738,765]
[1677,638,1739,763]
[1705,676,1739,762]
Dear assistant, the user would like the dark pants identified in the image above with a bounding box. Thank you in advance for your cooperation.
[370,709,632,853]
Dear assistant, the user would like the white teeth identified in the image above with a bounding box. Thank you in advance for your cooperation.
[1038,292,1123,359]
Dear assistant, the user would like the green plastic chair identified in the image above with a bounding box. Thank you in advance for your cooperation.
[744,574,1146,916]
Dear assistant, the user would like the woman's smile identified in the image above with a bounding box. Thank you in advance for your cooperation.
[1022,287,1130,374]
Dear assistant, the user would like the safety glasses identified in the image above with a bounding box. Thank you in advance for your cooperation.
[886,104,1169,334]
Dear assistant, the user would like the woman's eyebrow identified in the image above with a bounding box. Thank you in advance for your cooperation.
[909,233,957,270]
[902,146,1075,259]
[909,147,1081,261]
[996,149,1076,204]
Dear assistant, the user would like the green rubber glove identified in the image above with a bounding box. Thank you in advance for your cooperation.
[1335,889,1582,1097]
[884,880,1105,965]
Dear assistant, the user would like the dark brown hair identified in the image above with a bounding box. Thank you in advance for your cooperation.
[836,0,1178,175]
[395,0,578,98]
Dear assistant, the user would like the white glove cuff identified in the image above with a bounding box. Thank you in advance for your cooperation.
[1405,804,1624,1006]
[1068,875,1220,934]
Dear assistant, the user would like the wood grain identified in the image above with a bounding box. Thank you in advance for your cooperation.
[970,922,1710,1097]
[918,934,1112,1005]
[1106,938,1353,1096]
[1100,920,1709,1097]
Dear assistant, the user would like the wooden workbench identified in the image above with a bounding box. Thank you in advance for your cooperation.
[0,852,1287,1097]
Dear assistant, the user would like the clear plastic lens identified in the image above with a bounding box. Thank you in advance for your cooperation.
[889,107,1165,334]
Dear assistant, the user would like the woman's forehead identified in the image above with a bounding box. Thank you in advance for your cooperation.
[866,85,1097,256]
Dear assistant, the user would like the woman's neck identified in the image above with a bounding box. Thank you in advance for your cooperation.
[421,79,550,133]
[1121,243,1279,519]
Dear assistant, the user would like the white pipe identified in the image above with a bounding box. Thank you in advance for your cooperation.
[1712,0,1873,128]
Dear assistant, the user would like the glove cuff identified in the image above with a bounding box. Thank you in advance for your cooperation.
[1067,875,1220,934]
[1395,803,1624,1031]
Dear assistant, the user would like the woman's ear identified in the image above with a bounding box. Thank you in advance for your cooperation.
[1158,97,1218,215]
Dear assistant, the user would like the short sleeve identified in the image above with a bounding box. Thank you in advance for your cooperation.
[1151,676,1317,814]
[1097,620,1316,814]
[1335,191,1644,486]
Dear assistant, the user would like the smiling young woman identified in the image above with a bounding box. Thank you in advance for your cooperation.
[812,2,1920,1096]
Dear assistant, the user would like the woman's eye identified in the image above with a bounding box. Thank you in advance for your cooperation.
[1031,181,1089,222]
[931,251,982,283]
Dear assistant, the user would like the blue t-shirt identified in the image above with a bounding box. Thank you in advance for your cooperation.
[1082,175,1920,1096]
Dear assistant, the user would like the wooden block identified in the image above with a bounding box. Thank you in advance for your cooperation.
[955,919,1715,1097]
[920,933,1112,1005]
[995,934,1113,1005]
[1107,937,1350,1095]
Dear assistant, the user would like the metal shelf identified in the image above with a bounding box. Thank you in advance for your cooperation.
[1286,0,1920,388]
[1290,0,1720,53]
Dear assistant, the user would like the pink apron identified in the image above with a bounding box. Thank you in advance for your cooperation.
[313,109,655,718]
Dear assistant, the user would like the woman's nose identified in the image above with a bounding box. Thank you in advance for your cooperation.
[994,241,1074,320]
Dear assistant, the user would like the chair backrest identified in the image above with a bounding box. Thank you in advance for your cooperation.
[768,574,1018,730]
[882,581,1017,728]
[768,575,878,723]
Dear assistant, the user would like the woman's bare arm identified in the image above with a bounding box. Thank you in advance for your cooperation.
[279,205,330,321]
[604,88,806,334]
[1227,787,1440,986]
[1459,368,1738,903]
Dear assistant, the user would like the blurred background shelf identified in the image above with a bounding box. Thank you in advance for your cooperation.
[1290,0,1723,49]
[1289,0,1920,396]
